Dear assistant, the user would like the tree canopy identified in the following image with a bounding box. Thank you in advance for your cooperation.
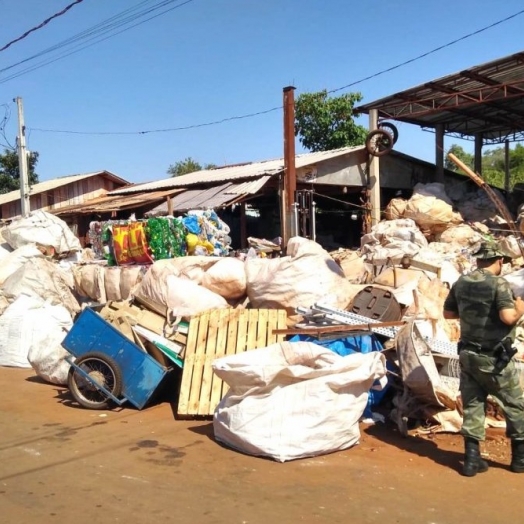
[167,157,217,177]
[445,143,524,189]
[294,90,368,152]
[0,149,39,194]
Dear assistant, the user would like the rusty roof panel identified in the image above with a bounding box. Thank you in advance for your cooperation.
[356,51,524,143]
[109,147,364,195]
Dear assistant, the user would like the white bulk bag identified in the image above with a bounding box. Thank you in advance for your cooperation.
[0,244,43,285]
[246,239,354,317]
[136,271,227,318]
[213,341,387,462]
[27,303,73,385]
[3,210,81,254]
[201,258,246,299]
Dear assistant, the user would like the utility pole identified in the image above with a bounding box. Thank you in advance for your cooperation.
[15,96,30,217]
[368,109,381,226]
[282,86,297,246]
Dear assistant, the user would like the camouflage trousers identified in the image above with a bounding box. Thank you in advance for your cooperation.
[459,349,524,441]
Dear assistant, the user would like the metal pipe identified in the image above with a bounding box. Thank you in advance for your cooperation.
[292,202,299,238]
[311,200,316,241]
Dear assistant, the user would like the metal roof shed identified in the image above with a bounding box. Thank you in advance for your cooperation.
[356,51,524,182]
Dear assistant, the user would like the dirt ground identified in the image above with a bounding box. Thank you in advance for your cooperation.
[1,367,522,524]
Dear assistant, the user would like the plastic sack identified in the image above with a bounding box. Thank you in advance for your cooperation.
[201,258,247,299]
[213,341,387,462]
[384,198,408,220]
[3,210,81,254]
[27,302,73,385]
[0,244,43,285]
[135,270,228,318]
[1,257,80,315]
[246,238,354,321]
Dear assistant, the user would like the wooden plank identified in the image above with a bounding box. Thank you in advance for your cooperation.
[256,308,269,348]
[177,313,201,415]
[408,259,442,279]
[246,309,259,352]
[272,320,407,336]
[276,310,288,343]
[220,309,241,399]
[235,309,249,353]
[266,309,280,345]
[184,312,210,415]
[208,309,231,413]
[197,310,221,416]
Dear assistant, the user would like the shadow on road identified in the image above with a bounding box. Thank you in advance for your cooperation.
[363,421,507,474]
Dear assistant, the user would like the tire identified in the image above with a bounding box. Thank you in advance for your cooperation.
[378,122,399,144]
[68,352,123,410]
[365,129,394,157]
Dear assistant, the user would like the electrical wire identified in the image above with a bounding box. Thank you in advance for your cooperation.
[0,0,86,53]
[26,7,524,137]
[0,0,195,82]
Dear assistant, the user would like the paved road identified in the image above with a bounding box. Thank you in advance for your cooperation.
[0,367,520,524]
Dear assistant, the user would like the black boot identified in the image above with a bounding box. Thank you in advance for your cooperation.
[510,440,524,473]
[462,437,489,477]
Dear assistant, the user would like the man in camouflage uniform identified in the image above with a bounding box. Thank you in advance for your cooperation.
[443,241,524,476]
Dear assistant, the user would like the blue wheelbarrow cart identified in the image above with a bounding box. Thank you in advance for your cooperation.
[63,307,179,410]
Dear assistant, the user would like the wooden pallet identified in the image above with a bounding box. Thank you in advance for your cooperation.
[177,308,287,417]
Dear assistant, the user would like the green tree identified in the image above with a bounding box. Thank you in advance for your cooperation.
[0,149,39,194]
[294,90,368,152]
[445,143,524,189]
[444,144,474,173]
[167,157,217,177]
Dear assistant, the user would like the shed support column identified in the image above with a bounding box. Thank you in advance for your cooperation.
[505,139,511,192]
[474,133,483,175]
[435,124,444,183]
[368,109,381,226]
[240,201,247,249]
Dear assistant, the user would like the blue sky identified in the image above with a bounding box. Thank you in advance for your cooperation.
[0,0,523,185]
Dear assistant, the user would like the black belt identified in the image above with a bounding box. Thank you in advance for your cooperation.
[458,341,497,356]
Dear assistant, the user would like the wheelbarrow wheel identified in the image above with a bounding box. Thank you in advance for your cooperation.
[365,128,394,157]
[68,352,123,410]
[378,121,399,144]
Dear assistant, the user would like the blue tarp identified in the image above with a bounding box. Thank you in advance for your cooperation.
[289,332,390,417]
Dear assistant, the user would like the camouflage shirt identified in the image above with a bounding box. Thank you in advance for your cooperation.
[443,268,515,347]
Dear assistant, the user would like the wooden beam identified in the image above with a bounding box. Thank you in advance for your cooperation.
[368,109,381,226]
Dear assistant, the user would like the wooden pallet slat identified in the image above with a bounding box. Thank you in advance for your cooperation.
[197,310,221,416]
[208,309,231,413]
[186,311,210,415]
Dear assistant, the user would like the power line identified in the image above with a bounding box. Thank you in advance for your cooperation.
[0,0,86,53]
[328,8,524,94]
[28,7,524,136]
[0,0,195,83]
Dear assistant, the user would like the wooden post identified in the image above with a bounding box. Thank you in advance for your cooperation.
[435,123,444,183]
[368,109,381,226]
[167,196,174,216]
[283,86,296,246]
[240,201,247,249]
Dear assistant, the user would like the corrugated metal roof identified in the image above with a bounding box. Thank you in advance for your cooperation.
[0,170,129,206]
[52,188,183,216]
[356,51,524,143]
[224,175,271,195]
[145,182,247,217]
[109,146,364,195]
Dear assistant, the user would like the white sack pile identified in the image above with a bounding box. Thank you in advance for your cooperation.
[246,237,357,321]
[3,210,81,254]
[360,218,428,265]
[213,341,387,462]
[0,294,73,384]
[0,257,80,316]
[135,259,228,318]
[0,244,44,285]
[72,264,144,303]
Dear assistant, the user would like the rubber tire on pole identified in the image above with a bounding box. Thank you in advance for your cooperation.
[378,122,399,144]
[365,129,395,157]
[68,351,123,410]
